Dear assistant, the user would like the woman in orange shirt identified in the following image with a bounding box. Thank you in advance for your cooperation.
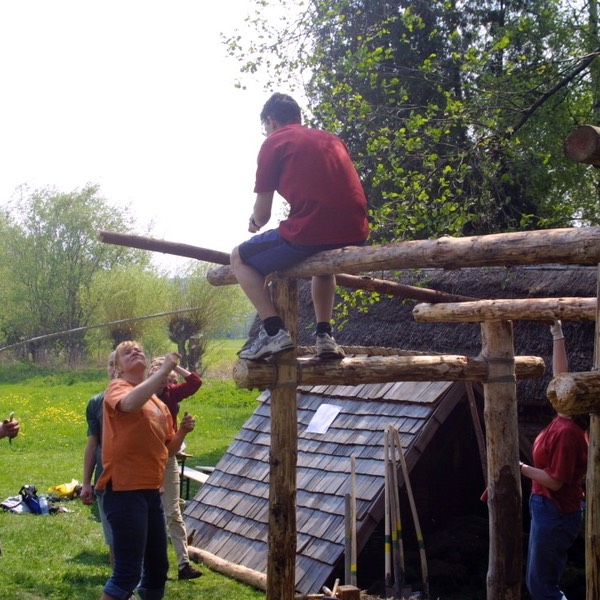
[97,341,195,600]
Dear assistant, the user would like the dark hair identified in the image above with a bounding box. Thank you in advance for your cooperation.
[260,93,302,125]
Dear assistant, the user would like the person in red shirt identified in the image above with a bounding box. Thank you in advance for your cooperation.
[231,92,369,361]
[148,357,202,581]
[97,342,196,600]
[520,321,588,600]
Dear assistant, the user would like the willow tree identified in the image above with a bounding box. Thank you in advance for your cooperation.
[0,185,147,364]
[167,262,251,373]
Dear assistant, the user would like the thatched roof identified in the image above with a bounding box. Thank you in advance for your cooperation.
[294,265,596,423]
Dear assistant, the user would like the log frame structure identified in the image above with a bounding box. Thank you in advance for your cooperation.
[99,226,600,600]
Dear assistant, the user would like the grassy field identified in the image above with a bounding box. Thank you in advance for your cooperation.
[0,339,266,599]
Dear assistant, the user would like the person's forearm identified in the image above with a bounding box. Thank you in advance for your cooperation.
[119,371,167,412]
[83,439,97,485]
[520,462,563,491]
[167,429,188,457]
[175,365,192,378]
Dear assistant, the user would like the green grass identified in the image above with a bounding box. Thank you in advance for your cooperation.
[0,348,265,600]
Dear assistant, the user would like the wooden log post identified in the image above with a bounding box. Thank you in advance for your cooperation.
[481,320,522,600]
[267,278,299,600]
[413,297,597,323]
[564,125,600,166]
[586,265,600,600]
[207,227,600,286]
[547,371,600,414]
[232,354,545,389]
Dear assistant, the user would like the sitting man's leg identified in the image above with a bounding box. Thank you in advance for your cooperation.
[312,274,345,359]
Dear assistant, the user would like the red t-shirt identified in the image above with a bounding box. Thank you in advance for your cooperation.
[532,415,588,512]
[254,123,369,246]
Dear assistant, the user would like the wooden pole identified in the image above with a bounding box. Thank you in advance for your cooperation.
[413,296,596,323]
[564,124,600,165]
[232,354,545,389]
[465,382,488,485]
[267,278,298,600]
[97,230,231,265]
[345,493,352,586]
[350,455,358,588]
[207,227,600,285]
[187,545,267,590]
[387,428,404,598]
[547,371,600,413]
[383,431,393,597]
[97,231,472,302]
[480,320,522,600]
[334,273,476,303]
[586,265,600,599]
[392,428,429,599]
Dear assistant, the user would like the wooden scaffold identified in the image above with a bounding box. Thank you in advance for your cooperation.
[100,225,600,600]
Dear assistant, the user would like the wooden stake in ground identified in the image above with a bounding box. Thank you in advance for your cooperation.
[384,430,393,597]
[392,427,429,599]
[387,427,404,598]
[350,455,358,587]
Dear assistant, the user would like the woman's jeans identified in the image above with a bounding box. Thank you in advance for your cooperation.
[102,487,169,600]
[526,494,583,600]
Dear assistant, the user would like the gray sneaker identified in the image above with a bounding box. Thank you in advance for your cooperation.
[239,327,295,360]
[316,333,345,359]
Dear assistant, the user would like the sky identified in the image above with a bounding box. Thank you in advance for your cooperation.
[0,1,291,270]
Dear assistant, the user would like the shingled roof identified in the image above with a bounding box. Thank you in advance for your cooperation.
[184,374,474,595]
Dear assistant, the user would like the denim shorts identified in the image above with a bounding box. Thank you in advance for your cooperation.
[238,229,365,276]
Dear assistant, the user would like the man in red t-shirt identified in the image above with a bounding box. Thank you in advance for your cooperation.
[231,92,369,361]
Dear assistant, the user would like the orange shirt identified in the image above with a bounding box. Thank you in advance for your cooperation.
[96,378,174,491]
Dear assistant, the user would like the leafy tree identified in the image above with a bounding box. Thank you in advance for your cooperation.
[225,0,600,244]
[87,265,170,350]
[0,185,148,364]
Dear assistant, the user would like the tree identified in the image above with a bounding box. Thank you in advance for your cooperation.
[225,0,600,243]
[0,185,148,364]
[166,261,252,372]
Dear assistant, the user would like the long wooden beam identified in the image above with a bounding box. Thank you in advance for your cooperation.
[547,371,600,414]
[207,227,600,286]
[232,354,545,389]
[97,230,232,265]
[413,297,597,322]
[335,273,476,303]
[97,231,475,303]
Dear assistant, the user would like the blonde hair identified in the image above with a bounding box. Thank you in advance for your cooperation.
[114,341,147,377]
